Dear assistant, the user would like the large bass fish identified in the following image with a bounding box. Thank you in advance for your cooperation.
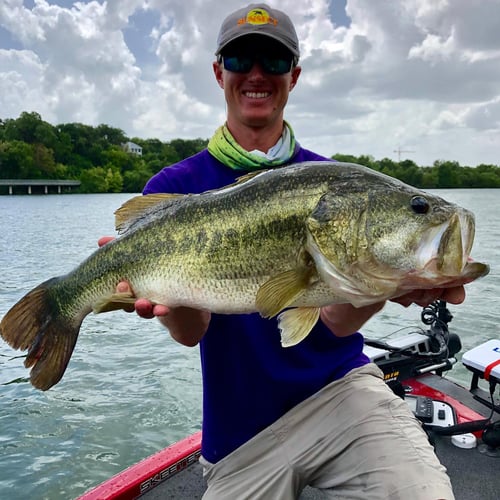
[0,162,489,390]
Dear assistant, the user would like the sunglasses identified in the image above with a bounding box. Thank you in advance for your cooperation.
[221,54,294,75]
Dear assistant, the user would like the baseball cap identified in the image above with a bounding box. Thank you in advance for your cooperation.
[215,4,299,58]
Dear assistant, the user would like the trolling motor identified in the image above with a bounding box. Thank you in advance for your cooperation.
[365,300,461,381]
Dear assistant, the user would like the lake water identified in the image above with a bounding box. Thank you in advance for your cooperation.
[0,190,498,499]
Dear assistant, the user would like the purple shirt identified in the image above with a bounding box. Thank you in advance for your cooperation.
[144,148,370,463]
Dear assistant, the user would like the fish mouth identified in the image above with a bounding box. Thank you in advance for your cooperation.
[418,211,482,277]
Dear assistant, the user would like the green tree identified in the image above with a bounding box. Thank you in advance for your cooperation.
[169,138,208,160]
[331,153,360,164]
[104,166,123,192]
[435,160,459,188]
[32,143,57,178]
[79,167,109,193]
[52,129,73,164]
[0,140,34,178]
[96,124,127,146]
[102,146,136,172]
[397,159,423,187]
[377,157,397,175]
[123,166,154,192]
[3,111,42,143]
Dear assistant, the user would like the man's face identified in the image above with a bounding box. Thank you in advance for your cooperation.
[213,36,301,129]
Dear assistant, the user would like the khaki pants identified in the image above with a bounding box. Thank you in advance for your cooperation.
[200,363,454,500]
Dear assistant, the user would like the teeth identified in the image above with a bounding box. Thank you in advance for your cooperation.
[244,92,269,99]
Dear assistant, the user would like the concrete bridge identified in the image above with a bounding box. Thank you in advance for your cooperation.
[0,179,81,195]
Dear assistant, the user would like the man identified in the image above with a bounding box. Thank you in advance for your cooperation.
[106,4,462,499]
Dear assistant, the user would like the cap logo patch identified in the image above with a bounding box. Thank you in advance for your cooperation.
[238,8,278,27]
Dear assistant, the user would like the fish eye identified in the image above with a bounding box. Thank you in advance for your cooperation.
[410,196,430,214]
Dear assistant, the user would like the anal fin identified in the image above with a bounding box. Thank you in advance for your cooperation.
[93,292,139,313]
[278,307,321,347]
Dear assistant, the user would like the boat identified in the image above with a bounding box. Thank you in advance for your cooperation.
[77,301,500,500]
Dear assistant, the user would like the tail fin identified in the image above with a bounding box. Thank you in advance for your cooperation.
[0,278,82,391]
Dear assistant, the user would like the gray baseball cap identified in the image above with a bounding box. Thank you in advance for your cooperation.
[215,4,299,57]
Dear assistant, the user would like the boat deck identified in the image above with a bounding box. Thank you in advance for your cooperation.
[141,374,500,500]
[142,437,497,500]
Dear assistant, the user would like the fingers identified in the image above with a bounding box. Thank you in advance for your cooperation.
[98,236,115,247]
[116,281,131,293]
[135,298,155,319]
[391,286,466,308]
[134,298,170,319]
[152,304,170,317]
[114,281,166,318]
[441,286,466,305]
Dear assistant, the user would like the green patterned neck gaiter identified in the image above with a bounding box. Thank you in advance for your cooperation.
[207,122,298,170]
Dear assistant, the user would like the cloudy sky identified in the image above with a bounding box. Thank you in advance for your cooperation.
[1,0,499,167]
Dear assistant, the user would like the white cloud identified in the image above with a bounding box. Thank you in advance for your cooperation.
[0,0,499,166]
[464,99,500,131]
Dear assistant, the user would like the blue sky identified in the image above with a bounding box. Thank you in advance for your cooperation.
[1,0,499,167]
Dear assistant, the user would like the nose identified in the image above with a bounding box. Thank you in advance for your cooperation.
[247,62,267,79]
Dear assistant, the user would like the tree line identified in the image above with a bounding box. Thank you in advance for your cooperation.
[1,111,499,194]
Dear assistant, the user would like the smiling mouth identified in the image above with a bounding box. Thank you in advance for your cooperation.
[244,91,270,99]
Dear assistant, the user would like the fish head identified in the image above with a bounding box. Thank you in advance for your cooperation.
[306,174,489,305]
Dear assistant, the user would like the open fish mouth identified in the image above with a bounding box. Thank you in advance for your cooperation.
[417,212,474,277]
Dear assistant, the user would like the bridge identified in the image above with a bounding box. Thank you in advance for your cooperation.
[0,179,81,195]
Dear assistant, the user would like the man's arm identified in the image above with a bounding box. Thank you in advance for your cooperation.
[320,286,466,337]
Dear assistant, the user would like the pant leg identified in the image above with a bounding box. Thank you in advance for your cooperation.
[301,365,454,500]
[200,425,303,500]
[201,363,454,500]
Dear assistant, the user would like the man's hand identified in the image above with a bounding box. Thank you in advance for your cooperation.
[115,281,170,319]
[320,286,466,338]
[390,286,465,308]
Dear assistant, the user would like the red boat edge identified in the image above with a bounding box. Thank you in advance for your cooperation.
[77,431,202,500]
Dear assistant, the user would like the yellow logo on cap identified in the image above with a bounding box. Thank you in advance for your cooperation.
[238,8,278,27]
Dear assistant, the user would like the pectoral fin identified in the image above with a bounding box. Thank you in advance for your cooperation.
[93,292,139,313]
[278,307,321,347]
[256,269,310,318]
[256,248,317,318]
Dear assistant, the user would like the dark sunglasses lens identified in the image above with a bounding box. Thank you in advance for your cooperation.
[260,56,292,75]
[223,56,253,73]
[223,55,292,75]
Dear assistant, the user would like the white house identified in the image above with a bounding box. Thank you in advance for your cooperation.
[123,141,143,156]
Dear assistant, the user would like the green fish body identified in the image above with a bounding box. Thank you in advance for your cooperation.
[0,162,489,390]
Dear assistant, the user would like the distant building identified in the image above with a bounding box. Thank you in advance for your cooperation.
[123,141,143,156]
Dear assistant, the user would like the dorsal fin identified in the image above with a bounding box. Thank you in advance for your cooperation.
[234,170,269,184]
[114,193,184,234]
